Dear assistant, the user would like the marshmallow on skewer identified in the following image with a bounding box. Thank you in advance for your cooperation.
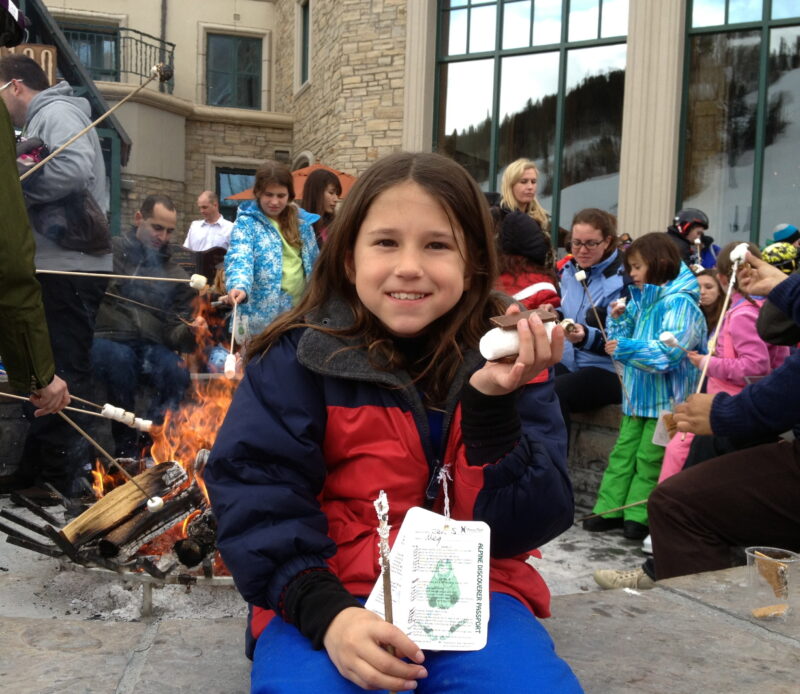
[574,270,587,282]
[147,496,164,512]
[224,353,237,379]
[101,403,116,419]
[660,331,689,353]
[729,242,750,264]
[560,318,578,334]
[660,331,679,347]
[694,237,702,246]
[134,418,153,432]
[480,322,556,361]
[111,406,125,421]
[189,274,207,290]
[121,411,136,427]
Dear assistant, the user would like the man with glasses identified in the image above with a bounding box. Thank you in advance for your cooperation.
[91,195,208,458]
[0,54,110,500]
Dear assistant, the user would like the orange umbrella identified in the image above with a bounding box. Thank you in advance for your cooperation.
[226,163,357,201]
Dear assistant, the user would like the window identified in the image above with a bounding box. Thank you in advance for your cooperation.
[679,1,800,246]
[298,1,311,86]
[216,167,257,222]
[207,34,262,110]
[61,23,119,82]
[436,0,628,235]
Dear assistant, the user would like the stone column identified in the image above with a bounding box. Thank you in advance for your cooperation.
[617,0,687,238]
[402,0,437,152]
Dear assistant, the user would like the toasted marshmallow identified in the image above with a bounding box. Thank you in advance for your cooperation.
[189,274,207,290]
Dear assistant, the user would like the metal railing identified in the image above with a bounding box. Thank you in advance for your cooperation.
[61,25,175,94]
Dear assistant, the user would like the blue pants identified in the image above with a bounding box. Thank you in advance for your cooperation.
[91,338,190,456]
[251,593,583,693]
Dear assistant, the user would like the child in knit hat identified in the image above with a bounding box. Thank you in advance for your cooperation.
[495,211,560,309]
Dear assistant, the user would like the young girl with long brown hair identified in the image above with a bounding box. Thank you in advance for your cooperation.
[206,152,581,693]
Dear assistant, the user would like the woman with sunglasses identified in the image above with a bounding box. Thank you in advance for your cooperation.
[550,208,630,451]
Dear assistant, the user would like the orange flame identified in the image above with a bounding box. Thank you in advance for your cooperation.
[90,460,116,498]
[148,375,237,502]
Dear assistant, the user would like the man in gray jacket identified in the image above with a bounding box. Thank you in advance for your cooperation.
[0,54,109,499]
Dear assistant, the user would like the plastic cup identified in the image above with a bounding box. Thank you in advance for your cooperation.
[745,546,800,624]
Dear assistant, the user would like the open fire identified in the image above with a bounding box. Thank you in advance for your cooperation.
[0,376,236,584]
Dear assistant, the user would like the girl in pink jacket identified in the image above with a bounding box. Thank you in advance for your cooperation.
[659,242,790,481]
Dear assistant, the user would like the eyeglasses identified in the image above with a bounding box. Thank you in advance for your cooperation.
[0,78,21,92]
[571,239,604,249]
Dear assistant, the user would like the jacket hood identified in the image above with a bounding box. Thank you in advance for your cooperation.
[237,199,320,228]
[629,261,700,306]
[26,81,91,124]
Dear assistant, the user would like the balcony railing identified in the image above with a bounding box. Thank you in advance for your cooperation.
[61,25,176,94]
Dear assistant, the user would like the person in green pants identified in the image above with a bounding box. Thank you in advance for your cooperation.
[583,233,706,540]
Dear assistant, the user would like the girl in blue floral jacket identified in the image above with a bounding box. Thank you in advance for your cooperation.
[585,233,706,540]
[225,160,319,338]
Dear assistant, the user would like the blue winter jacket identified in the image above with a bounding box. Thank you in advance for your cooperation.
[224,201,319,336]
[608,262,707,418]
[559,250,628,373]
[204,296,574,656]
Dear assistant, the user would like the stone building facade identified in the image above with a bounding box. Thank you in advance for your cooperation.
[273,0,409,172]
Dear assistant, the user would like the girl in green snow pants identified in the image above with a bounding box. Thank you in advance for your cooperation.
[592,233,707,528]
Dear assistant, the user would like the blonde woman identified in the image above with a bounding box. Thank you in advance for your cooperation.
[497,158,550,235]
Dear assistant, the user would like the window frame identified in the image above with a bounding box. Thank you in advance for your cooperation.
[676,1,800,243]
[295,0,312,91]
[60,22,121,83]
[434,0,629,240]
[205,32,264,110]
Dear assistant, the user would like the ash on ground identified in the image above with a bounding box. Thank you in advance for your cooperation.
[0,497,644,622]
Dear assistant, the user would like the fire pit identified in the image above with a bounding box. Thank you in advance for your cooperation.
[0,376,239,616]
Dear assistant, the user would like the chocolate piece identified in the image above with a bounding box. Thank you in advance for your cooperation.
[490,307,557,330]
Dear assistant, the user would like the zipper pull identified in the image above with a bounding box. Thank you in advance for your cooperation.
[425,459,442,503]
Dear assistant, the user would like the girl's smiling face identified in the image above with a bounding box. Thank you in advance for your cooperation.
[258,183,290,219]
[698,275,721,306]
[347,181,468,338]
[627,251,650,287]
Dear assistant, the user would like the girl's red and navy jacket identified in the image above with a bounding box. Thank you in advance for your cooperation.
[204,296,574,657]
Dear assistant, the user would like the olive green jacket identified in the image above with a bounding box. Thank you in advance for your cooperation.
[0,100,55,392]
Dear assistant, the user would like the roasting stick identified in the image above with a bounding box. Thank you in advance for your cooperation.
[69,394,103,410]
[0,391,119,423]
[224,300,239,379]
[56,411,164,512]
[106,291,194,327]
[575,271,632,410]
[373,490,397,694]
[20,63,174,183]
[678,243,749,441]
[578,498,647,522]
[36,269,208,290]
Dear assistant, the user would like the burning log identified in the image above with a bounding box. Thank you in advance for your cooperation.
[60,462,187,548]
[174,508,217,567]
[98,483,205,560]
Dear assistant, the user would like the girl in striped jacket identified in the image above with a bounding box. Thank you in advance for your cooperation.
[585,233,706,540]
